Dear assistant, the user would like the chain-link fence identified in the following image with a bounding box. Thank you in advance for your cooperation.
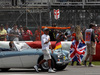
[0,0,100,41]
[0,8,100,41]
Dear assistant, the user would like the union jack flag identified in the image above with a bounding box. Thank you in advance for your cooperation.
[70,40,86,63]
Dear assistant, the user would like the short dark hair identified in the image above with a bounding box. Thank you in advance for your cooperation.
[89,23,95,28]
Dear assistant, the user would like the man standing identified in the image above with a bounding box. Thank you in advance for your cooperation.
[35,26,44,41]
[34,28,55,73]
[5,24,11,41]
[22,26,33,41]
[8,24,19,41]
[84,23,97,67]
[0,24,7,41]
[49,24,57,41]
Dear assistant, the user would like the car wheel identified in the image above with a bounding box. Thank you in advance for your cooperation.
[41,59,54,71]
[55,64,68,71]
[0,68,10,72]
[38,58,54,71]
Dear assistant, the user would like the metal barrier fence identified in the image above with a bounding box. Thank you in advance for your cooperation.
[1,9,100,41]
[0,0,100,41]
[0,0,49,7]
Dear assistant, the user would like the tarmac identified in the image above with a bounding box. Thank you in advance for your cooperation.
[0,65,100,75]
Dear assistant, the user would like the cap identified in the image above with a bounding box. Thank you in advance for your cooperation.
[43,27,49,31]
[0,24,4,27]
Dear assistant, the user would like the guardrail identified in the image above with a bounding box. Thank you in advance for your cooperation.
[0,0,100,7]
[24,0,49,6]
[86,0,100,3]
[0,0,49,7]
[51,0,84,6]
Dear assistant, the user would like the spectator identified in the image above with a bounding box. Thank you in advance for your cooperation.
[5,24,11,41]
[9,41,16,51]
[0,24,7,41]
[9,24,19,41]
[82,26,86,41]
[49,24,57,41]
[56,31,67,41]
[71,25,75,41]
[97,27,100,41]
[22,26,33,41]
[83,23,97,67]
[65,29,72,41]
[19,25,24,41]
[35,26,44,41]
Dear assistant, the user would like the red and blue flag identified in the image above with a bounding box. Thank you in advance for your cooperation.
[70,40,86,63]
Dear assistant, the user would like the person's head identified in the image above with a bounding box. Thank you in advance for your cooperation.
[5,24,9,29]
[37,25,40,31]
[13,24,17,29]
[23,26,28,32]
[43,28,49,35]
[0,24,4,30]
[75,25,81,33]
[89,23,96,29]
[58,31,62,35]
[98,27,100,32]
[52,23,57,27]
[19,25,23,30]
[9,41,14,48]
[82,26,86,31]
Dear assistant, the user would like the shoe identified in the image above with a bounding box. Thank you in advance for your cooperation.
[83,61,87,66]
[77,62,81,66]
[71,61,74,66]
[34,65,39,73]
[48,68,56,73]
[88,64,95,67]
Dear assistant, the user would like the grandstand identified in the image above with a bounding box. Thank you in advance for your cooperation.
[0,0,100,40]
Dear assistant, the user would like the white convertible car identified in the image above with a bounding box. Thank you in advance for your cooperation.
[0,41,70,72]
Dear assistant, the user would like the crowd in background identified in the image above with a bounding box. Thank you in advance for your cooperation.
[0,24,33,41]
[0,23,100,41]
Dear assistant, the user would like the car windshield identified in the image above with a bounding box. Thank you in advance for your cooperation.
[13,41,31,51]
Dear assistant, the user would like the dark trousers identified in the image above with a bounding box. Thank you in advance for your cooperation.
[12,0,17,6]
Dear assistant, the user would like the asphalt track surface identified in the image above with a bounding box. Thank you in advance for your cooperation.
[0,66,100,75]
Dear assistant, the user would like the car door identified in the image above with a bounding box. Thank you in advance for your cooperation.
[19,49,41,67]
[1,51,23,68]
[0,52,4,68]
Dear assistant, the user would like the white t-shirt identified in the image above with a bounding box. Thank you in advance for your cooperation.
[41,34,51,50]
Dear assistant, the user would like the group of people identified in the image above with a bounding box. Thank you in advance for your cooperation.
[0,24,33,41]
[33,23,98,73]
[70,23,98,67]
[0,23,98,73]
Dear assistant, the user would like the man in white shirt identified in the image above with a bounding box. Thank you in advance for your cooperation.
[34,28,55,73]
